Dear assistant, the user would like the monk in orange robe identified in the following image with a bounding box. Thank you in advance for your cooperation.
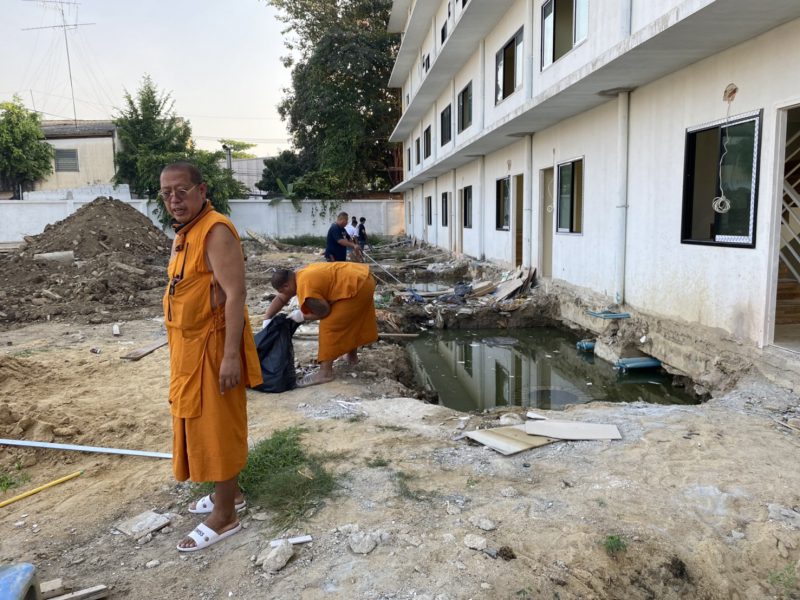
[264,262,378,386]
[161,161,262,552]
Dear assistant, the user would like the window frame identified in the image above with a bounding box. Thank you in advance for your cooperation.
[442,192,449,227]
[457,81,473,133]
[406,147,411,172]
[54,148,79,172]
[680,109,761,248]
[441,21,448,44]
[440,104,452,146]
[495,176,511,231]
[555,157,584,234]
[423,126,432,159]
[425,196,433,226]
[541,0,589,70]
[495,28,524,104]
[415,137,421,165]
[462,185,473,229]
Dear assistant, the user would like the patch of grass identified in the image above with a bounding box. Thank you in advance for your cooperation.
[238,427,337,529]
[392,470,429,502]
[0,464,30,493]
[603,534,627,556]
[466,476,479,488]
[346,414,366,423]
[276,235,326,248]
[365,456,390,468]
[768,564,797,595]
[596,498,607,508]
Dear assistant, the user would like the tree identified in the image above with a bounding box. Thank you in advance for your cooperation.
[113,76,248,227]
[256,149,308,194]
[218,138,258,159]
[0,97,54,198]
[113,75,192,199]
[266,0,401,198]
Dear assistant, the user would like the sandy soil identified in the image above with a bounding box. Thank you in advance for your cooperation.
[1,249,800,599]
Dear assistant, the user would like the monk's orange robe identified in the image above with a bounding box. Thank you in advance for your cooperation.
[163,205,262,482]
[296,262,379,361]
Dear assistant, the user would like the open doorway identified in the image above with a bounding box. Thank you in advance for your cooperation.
[540,167,554,278]
[775,106,800,351]
[514,174,524,266]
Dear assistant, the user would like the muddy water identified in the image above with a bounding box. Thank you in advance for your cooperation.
[408,328,698,412]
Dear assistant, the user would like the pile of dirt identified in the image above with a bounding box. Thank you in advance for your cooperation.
[23,197,170,260]
[0,198,170,327]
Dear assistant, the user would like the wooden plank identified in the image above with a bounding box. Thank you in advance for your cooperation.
[49,585,108,600]
[493,278,524,302]
[524,420,621,440]
[41,578,66,599]
[464,425,557,455]
[467,281,497,298]
[120,337,168,361]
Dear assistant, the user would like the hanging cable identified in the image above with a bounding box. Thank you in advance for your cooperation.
[713,84,738,214]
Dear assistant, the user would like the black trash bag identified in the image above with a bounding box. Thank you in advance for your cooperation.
[453,281,473,297]
[252,313,300,393]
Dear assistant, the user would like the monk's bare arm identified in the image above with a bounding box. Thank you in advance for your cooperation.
[206,223,246,393]
[303,297,330,320]
[264,292,292,320]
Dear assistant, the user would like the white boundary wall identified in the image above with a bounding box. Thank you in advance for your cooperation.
[0,197,405,242]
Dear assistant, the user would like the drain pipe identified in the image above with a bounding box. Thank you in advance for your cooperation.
[615,90,630,305]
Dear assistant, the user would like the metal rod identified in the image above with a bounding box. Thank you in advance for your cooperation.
[364,252,405,285]
[0,439,172,459]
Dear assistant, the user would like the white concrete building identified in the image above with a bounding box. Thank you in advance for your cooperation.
[37,120,117,191]
[388,0,800,351]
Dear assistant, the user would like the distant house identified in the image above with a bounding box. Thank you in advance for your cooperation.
[218,156,269,196]
[36,120,117,191]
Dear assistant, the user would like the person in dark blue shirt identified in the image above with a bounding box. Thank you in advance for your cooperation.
[324,212,362,261]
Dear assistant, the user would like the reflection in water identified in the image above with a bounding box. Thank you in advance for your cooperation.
[408,328,698,413]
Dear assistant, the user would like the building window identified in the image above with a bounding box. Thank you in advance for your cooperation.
[441,22,448,44]
[495,28,524,104]
[406,148,411,172]
[681,111,760,247]
[496,177,510,230]
[415,137,420,165]
[463,185,473,228]
[457,82,473,133]
[557,158,583,233]
[440,105,452,145]
[54,148,79,172]
[407,200,412,223]
[425,196,432,225]
[424,126,432,159]
[442,192,448,227]
[542,0,588,69]
[422,53,430,74]
[462,0,469,8]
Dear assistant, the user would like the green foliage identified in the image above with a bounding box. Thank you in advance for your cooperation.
[365,456,390,468]
[0,97,54,197]
[257,149,308,194]
[218,138,257,159]
[114,76,248,227]
[238,427,336,529]
[267,0,402,197]
[768,564,797,596]
[392,470,430,501]
[603,535,628,556]
[275,235,326,247]
[0,463,30,493]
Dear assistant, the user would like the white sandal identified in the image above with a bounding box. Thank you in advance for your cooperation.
[176,522,242,552]
[188,493,246,514]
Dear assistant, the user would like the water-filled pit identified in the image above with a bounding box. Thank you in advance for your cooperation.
[408,327,698,412]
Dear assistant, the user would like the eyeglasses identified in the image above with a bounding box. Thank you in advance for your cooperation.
[158,184,198,203]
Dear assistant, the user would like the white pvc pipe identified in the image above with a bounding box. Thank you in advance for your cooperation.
[616,91,630,305]
[0,439,172,459]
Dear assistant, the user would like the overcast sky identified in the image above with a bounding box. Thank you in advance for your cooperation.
[0,0,293,158]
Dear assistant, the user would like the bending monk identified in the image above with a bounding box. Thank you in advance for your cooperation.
[161,161,262,552]
[265,262,379,387]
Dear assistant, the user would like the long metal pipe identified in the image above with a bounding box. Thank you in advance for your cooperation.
[0,439,172,459]
[615,91,630,305]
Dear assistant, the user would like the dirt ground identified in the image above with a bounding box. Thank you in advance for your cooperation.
[2,212,800,599]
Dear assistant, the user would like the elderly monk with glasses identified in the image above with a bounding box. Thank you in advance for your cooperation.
[160,161,262,552]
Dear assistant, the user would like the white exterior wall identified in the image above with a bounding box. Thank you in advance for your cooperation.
[482,138,527,264]
[36,137,116,191]
[531,100,619,294]
[630,0,694,33]
[625,18,800,343]
[456,160,482,257]
[484,1,529,127]
[435,172,454,251]
[0,199,405,243]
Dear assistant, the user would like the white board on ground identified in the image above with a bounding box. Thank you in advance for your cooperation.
[526,411,548,420]
[464,425,557,455]
[523,420,621,440]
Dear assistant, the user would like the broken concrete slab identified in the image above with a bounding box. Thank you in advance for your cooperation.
[464,425,557,455]
[113,510,171,539]
[523,420,621,441]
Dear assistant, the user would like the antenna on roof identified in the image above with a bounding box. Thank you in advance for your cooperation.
[21,0,95,128]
